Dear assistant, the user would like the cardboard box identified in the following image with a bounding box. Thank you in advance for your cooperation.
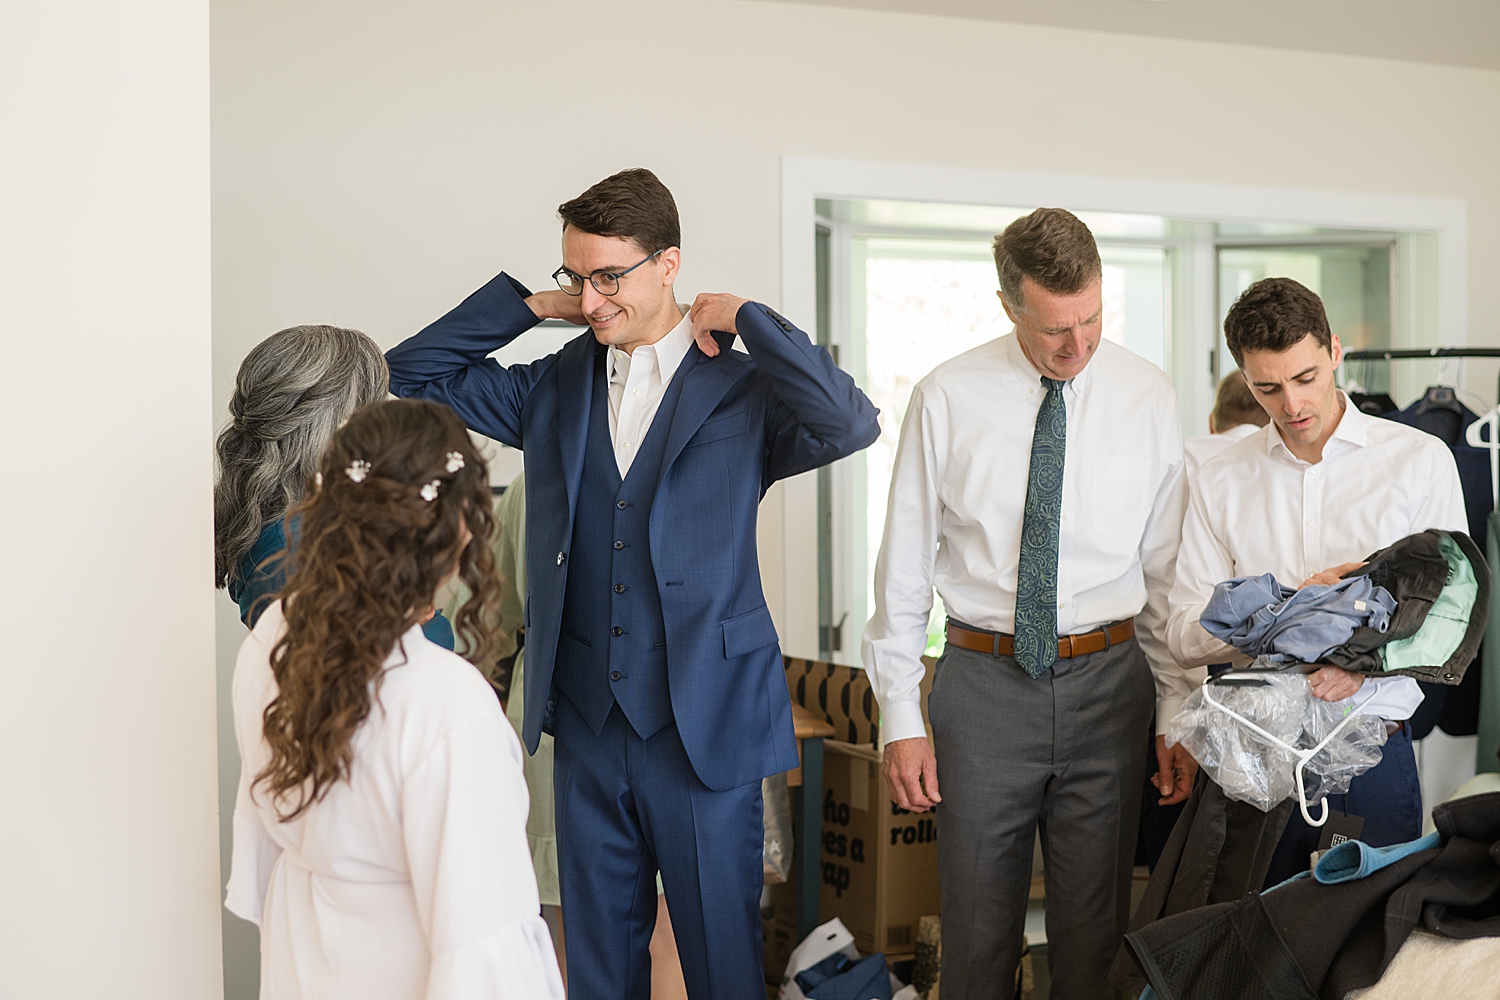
[818,740,940,958]
[784,656,935,746]
[765,876,797,927]
[762,916,797,985]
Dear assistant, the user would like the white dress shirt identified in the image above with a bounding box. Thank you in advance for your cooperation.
[862,333,1191,745]
[1167,392,1468,670]
[1183,422,1261,480]
[606,313,693,478]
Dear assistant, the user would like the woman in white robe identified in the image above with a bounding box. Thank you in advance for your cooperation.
[224,398,563,1000]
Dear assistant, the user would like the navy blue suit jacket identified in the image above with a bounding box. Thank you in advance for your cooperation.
[387,273,879,790]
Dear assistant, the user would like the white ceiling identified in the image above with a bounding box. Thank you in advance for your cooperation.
[768,0,1500,72]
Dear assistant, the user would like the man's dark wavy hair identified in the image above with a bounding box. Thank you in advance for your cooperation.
[1224,277,1332,367]
[558,167,680,254]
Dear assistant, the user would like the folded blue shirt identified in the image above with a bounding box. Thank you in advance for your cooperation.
[1200,572,1395,663]
[796,952,892,1000]
[1313,830,1441,884]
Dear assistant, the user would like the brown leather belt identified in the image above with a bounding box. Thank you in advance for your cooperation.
[945,618,1135,660]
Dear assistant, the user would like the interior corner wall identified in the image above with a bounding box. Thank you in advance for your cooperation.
[0,1,221,997]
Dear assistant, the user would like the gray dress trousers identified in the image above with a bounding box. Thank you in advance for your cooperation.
[928,636,1155,1000]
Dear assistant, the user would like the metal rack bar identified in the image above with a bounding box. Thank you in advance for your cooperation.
[1343,348,1500,407]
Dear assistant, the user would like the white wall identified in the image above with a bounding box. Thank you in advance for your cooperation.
[0,1,221,997]
[210,2,1500,991]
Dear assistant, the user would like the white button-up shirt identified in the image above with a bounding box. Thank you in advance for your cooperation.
[862,333,1191,745]
[1183,422,1260,480]
[1166,392,1468,669]
[606,313,693,478]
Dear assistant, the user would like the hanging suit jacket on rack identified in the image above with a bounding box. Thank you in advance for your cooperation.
[1386,391,1493,737]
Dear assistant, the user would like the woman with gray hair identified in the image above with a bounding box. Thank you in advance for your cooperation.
[214,324,454,648]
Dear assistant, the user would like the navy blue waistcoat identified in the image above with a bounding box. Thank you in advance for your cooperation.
[551,349,679,740]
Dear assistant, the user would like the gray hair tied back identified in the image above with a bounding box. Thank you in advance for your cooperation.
[214,325,389,589]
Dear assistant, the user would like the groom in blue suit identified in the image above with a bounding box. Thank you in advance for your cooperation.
[386,168,879,997]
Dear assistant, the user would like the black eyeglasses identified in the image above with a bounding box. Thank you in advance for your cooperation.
[553,249,664,297]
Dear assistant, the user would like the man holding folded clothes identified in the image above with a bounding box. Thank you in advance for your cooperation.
[863,208,1195,1000]
[1165,276,1467,886]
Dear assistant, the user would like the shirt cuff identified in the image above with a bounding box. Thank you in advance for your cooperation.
[878,698,929,749]
[1156,665,1207,735]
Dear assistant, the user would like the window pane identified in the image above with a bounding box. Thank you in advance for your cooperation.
[863,248,1004,653]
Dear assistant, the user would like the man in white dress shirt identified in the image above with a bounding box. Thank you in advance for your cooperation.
[863,209,1195,999]
[1166,276,1467,886]
[1183,370,1269,479]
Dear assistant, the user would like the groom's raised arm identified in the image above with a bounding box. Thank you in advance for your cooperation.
[386,272,576,449]
[688,293,880,486]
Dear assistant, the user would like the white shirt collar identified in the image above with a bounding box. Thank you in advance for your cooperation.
[1266,390,1366,462]
[1217,422,1262,443]
[608,312,694,387]
[1003,330,1093,397]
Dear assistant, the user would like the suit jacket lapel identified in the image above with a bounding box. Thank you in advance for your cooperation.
[658,343,741,488]
[556,331,596,525]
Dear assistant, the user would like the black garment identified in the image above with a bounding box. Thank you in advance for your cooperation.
[1110,775,1293,993]
[1407,661,1483,740]
[1322,529,1488,685]
[1385,397,1492,736]
[1348,391,1398,417]
[1122,792,1500,1000]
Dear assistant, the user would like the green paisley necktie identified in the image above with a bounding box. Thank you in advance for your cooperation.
[1014,376,1066,678]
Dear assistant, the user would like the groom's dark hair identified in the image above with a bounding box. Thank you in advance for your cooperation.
[558,168,681,256]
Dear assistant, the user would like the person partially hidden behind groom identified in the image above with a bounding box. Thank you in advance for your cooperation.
[386,168,879,998]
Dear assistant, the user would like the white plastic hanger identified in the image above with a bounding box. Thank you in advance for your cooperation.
[1199,678,1380,827]
[1464,407,1500,512]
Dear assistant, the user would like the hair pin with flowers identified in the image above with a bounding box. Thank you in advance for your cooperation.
[420,480,442,502]
[445,451,465,473]
[345,459,372,483]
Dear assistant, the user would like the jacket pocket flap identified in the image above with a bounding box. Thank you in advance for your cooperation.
[722,605,779,659]
[686,407,750,449]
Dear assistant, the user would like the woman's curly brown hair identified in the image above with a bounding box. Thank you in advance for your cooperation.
[254,398,505,821]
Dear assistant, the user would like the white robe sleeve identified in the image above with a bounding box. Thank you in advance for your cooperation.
[224,764,284,926]
[224,624,284,926]
[404,715,564,1000]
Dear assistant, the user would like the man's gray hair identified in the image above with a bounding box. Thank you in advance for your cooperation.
[213,325,389,588]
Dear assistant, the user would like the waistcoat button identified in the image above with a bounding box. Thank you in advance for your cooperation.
[610,671,623,681]
[617,499,628,509]
[612,626,623,636]
[556,551,565,565]
[614,540,624,550]
[615,583,626,593]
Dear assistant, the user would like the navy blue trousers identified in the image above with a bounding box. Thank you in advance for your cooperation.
[553,695,765,1000]
[1262,723,1422,888]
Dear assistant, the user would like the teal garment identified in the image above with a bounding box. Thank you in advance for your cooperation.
[1313,831,1440,885]
[1014,376,1066,677]
[229,517,454,650]
[1380,534,1477,672]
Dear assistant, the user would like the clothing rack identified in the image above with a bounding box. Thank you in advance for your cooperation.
[1343,348,1500,408]
[1343,348,1500,509]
